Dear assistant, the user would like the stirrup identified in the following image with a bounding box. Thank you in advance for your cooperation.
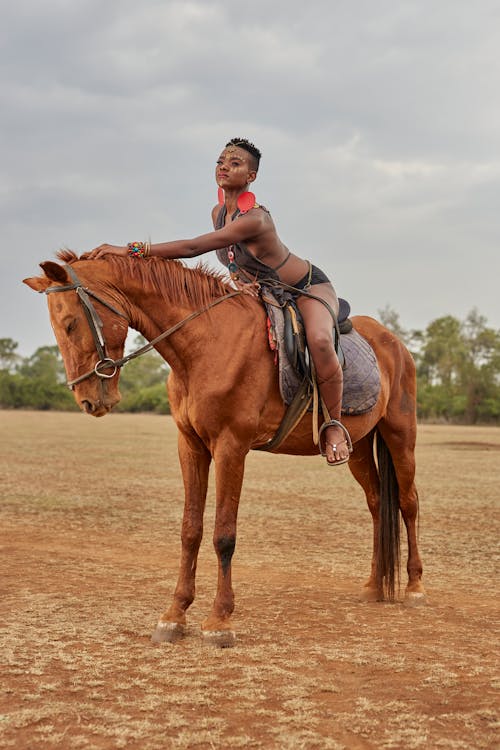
[318,419,353,463]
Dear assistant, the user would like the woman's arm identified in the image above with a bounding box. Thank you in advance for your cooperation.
[88,208,266,260]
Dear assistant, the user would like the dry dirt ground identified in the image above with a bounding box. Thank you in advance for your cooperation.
[1,411,499,749]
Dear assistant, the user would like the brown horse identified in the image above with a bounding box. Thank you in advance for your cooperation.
[24,251,425,646]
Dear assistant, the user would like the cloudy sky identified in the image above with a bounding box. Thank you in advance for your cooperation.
[3,0,499,356]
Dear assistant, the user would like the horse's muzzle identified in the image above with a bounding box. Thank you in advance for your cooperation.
[80,398,116,417]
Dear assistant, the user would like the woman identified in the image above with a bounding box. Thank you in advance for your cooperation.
[89,138,351,465]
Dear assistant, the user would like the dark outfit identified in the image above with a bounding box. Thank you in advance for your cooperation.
[293,265,331,290]
[215,205,331,292]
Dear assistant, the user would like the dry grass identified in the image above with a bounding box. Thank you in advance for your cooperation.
[1,411,499,749]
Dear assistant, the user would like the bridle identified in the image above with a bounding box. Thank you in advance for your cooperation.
[44,265,128,389]
[43,265,241,390]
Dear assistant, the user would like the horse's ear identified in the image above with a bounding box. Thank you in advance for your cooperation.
[23,261,70,292]
[39,261,70,284]
[23,275,50,292]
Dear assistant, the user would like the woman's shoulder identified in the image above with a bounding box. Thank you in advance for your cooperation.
[211,203,224,228]
[240,203,271,221]
[247,204,273,231]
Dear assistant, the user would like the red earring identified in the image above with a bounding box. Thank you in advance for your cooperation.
[237,191,256,214]
[218,187,225,205]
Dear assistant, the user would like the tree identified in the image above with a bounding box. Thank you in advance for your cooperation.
[377,305,423,358]
[19,346,67,382]
[15,346,76,410]
[416,310,500,423]
[461,309,500,422]
[0,338,20,372]
[418,316,466,388]
[116,335,170,413]
[378,305,409,343]
[1,312,498,421]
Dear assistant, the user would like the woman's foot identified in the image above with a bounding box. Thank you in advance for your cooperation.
[319,420,352,466]
[324,430,350,465]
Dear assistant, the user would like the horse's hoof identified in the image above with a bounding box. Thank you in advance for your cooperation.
[151,621,185,644]
[404,591,427,608]
[360,586,382,602]
[202,629,236,648]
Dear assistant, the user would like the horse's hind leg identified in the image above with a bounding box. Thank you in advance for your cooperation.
[152,432,211,643]
[378,419,426,605]
[348,431,383,601]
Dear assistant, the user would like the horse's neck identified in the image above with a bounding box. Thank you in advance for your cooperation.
[112,267,228,368]
[123,284,189,345]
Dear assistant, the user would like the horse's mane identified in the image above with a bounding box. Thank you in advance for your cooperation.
[56,249,235,309]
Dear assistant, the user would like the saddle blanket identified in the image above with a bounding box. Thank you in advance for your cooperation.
[338,328,381,414]
[267,305,381,416]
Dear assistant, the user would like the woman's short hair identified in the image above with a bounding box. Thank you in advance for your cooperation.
[225,138,261,170]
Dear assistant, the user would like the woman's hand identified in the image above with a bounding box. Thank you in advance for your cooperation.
[88,244,128,260]
[231,278,260,297]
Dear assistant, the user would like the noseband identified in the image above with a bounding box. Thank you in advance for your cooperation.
[44,264,241,390]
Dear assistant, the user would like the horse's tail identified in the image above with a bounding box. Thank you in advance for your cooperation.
[376,429,401,601]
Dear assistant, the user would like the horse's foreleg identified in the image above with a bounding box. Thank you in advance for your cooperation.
[152,432,211,644]
[347,432,383,601]
[201,441,246,648]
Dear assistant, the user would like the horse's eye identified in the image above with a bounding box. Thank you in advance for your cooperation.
[66,319,77,334]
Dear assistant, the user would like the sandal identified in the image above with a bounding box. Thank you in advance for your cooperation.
[318,419,353,466]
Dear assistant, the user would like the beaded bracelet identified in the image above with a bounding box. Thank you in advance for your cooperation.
[127,241,145,258]
[127,241,151,258]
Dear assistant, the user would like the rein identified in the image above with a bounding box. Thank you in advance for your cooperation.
[44,265,241,389]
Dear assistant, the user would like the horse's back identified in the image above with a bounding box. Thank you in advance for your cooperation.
[351,315,416,376]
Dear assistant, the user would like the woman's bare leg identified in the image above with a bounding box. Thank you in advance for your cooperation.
[296,283,349,464]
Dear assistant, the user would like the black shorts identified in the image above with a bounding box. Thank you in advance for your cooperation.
[293,264,331,291]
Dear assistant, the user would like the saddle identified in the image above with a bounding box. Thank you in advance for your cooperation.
[282,295,352,377]
[256,287,380,452]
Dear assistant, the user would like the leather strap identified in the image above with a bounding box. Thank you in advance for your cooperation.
[253,376,313,452]
[44,264,242,389]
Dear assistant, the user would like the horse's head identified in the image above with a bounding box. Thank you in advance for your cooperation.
[23,259,128,417]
